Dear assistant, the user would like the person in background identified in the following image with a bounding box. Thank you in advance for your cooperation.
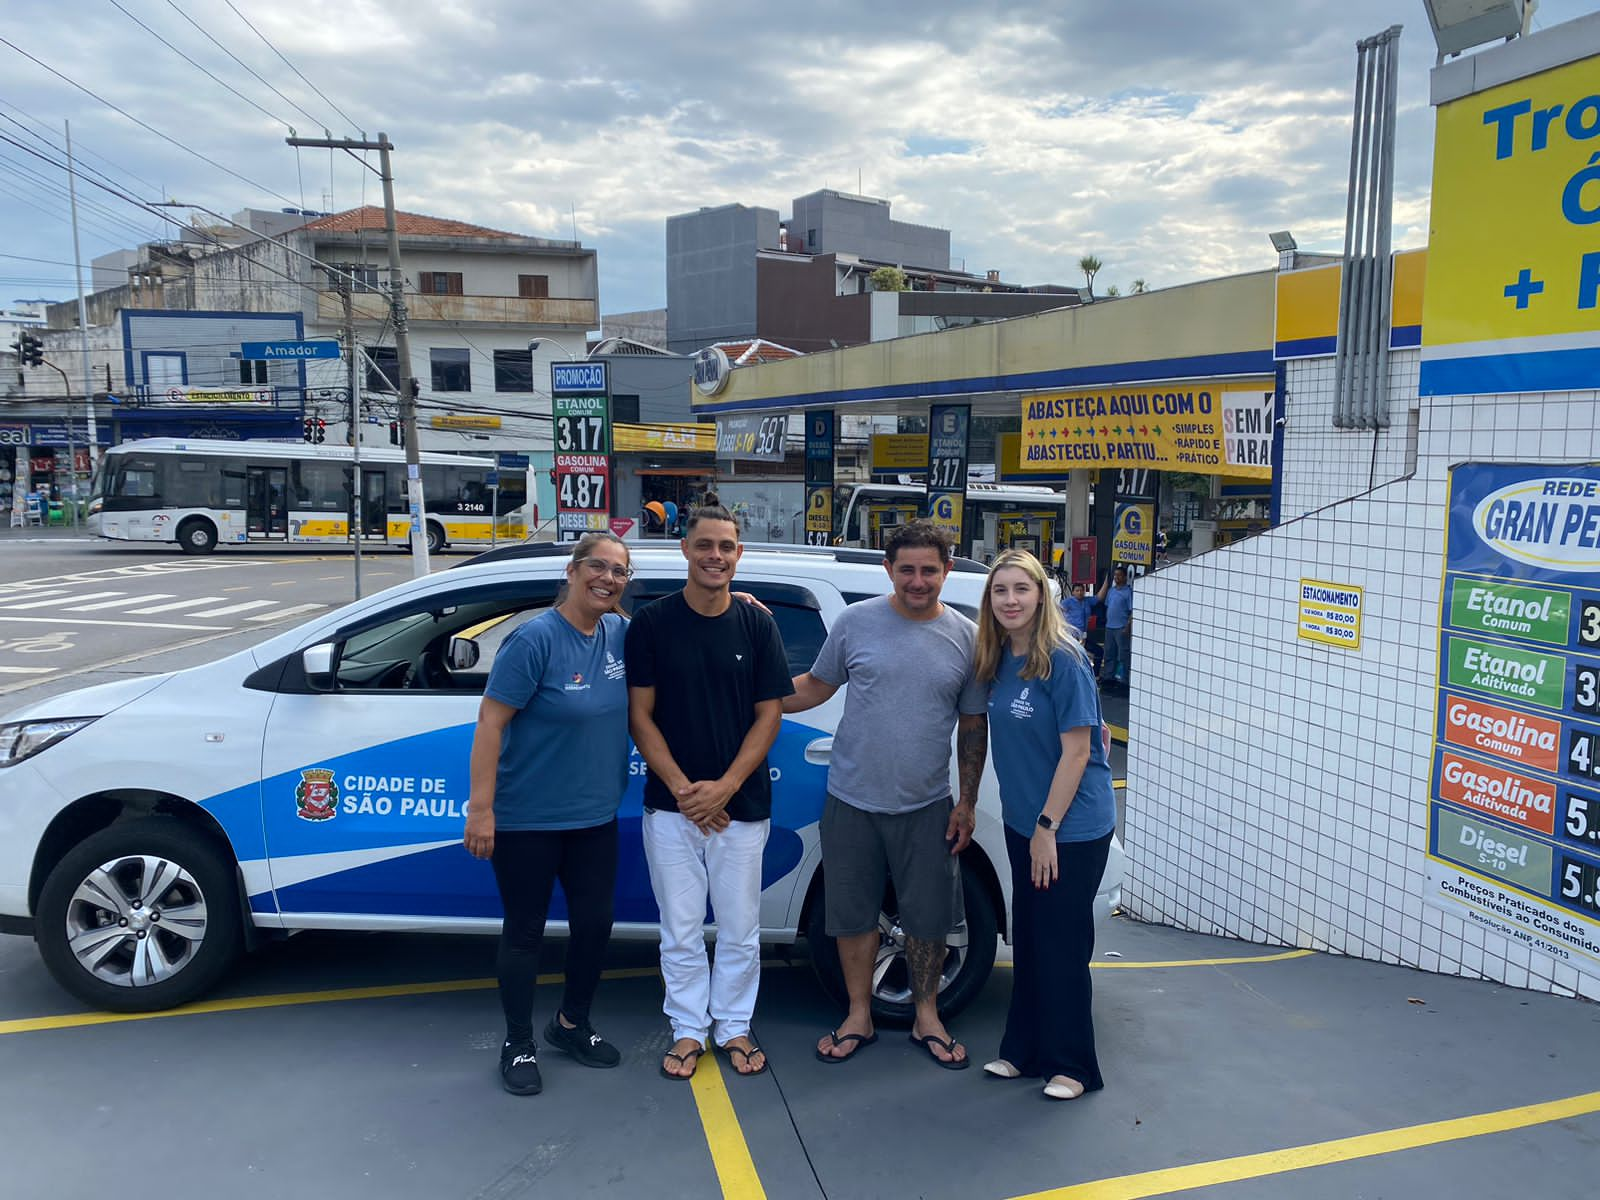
[975,549,1116,1101]
[1096,566,1133,690]
[464,532,633,1096]
[1060,581,1093,643]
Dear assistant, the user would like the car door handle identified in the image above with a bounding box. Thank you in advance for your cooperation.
[804,737,832,765]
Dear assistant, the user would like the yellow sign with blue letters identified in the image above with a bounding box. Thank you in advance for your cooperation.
[1422,55,1600,395]
[1112,503,1154,566]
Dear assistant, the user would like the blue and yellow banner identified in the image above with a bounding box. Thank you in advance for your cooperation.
[1273,251,1426,359]
[1421,56,1600,395]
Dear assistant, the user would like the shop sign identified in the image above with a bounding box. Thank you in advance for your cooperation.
[553,361,611,542]
[1112,503,1155,567]
[693,346,732,397]
[27,422,112,447]
[871,433,929,473]
[1426,462,1600,974]
[1421,54,1600,396]
[1297,578,1364,649]
[430,414,501,431]
[1019,380,1274,481]
[0,425,28,446]
[715,414,785,462]
[166,386,274,405]
[618,423,716,454]
[804,410,834,547]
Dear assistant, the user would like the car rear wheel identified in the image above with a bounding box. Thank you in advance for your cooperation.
[35,818,242,1012]
[806,856,998,1027]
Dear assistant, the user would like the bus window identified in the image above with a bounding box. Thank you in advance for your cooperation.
[292,460,348,511]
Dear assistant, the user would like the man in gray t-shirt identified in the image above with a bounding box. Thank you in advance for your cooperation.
[785,521,988,1070]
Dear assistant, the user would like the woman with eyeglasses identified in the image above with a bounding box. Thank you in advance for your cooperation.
[464,532,635,1096]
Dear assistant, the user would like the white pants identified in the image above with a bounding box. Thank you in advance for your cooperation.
[641,808,769,1045]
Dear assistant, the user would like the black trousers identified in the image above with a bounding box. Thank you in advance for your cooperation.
[490,820,618,1045]
[999,827,1113,1089]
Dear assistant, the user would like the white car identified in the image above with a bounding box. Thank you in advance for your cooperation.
[0,543,1124,1017]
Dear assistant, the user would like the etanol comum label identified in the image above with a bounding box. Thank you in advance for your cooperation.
[1449,579,1570,645]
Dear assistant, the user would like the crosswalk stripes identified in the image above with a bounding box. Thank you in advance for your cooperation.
[0,585,327,627]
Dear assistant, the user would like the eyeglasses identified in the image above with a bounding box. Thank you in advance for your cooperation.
[577,558,633,581]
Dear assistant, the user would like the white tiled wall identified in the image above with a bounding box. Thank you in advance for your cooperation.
[1126,357,1600,1000]
[1278,351,1420,519]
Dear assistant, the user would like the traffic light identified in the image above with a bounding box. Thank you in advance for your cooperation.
[302,417,326,444]
[10,332,44,368]
[388,421,406,447]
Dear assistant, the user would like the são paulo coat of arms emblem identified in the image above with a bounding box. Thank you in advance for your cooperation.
[295,767,339,822]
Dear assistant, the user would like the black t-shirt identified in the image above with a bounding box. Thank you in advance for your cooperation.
[623,591,795,822]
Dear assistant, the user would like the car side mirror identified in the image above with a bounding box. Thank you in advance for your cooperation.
[447,636,480,671]
[302,643,337,692]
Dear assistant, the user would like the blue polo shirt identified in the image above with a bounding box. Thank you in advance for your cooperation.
[986,645,1116,842]
[1104,583,1133,629]
[483,609,630,830]
[1060,594,1093,636]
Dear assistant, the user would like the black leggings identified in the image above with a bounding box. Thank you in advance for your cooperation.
[490,820,618,1044]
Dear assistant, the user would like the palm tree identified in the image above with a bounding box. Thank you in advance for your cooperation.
[1077,254,1102,295]
[1131,278,1147,294]
[1105,284,1121,297]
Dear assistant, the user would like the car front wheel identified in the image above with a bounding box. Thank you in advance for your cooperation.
[806,856,999,1027]
[35,818,242,1012]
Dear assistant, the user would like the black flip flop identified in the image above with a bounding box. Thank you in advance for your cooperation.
[909,1033,971,1071]
[814,1029,878,1064]
[659,1046,704,1081]
[717,1039,769,1077]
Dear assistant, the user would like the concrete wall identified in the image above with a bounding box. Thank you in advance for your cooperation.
[665,204,779,354]
[789,190,950,270]
[603,354,695,424]
[755,253,871,353]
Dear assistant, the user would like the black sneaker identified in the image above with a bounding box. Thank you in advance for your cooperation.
[544,1014,621,1068]
[500,1040,543,1095]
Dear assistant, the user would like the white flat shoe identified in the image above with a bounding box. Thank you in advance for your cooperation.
[983,1059,1022,1078]
[1043,1075,1086,1100]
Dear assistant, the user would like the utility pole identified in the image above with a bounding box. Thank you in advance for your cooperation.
[340,283,363,599]
[286,131,429,575]
[64,120,98,487]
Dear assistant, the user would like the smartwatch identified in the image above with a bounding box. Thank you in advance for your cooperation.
[1036,812,1058,832]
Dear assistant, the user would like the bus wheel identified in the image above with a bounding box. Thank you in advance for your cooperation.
[176,518,217,555]
[425,521,445,554]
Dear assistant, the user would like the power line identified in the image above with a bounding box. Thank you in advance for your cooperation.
[107,0,289,129]
[222,0,361,132]
[161,0,335,132]
[0,36,297,206]
[0,96,163,194]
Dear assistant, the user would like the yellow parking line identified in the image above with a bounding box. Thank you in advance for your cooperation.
[689,1050,767,1199]
[996,949,1314,972]
[1113,779,1126,791]
[1107,723,1129,744]
[1006,1088,1600,1200]
[0,966,658,1037]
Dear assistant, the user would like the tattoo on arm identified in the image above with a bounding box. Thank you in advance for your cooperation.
[907,936,948,1006]
[957,715,987,801]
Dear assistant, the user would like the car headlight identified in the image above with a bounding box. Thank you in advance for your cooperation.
[0,718,97,767]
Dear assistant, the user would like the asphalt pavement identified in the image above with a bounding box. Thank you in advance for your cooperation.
[0,539,470,710]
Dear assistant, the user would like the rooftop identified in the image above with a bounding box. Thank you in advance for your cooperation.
[299,206,524,239]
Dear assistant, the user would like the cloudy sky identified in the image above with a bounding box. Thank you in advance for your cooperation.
[0,0,1590,317]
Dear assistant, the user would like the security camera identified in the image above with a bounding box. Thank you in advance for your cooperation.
[527,338,545,354]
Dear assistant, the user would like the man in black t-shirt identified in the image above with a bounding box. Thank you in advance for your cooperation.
[626,506,793,1080]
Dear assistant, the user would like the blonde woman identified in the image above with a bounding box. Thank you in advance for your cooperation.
[975,549,1116,1101]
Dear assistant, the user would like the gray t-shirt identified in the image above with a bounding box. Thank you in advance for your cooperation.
[810,594,987,815]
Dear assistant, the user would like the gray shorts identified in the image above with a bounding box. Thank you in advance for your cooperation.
[820,794,964,941]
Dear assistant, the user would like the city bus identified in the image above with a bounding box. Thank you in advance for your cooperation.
[87,438,526,554]
[837,480,1070,561]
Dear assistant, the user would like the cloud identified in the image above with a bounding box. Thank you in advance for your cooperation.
[0,0,1592,314]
